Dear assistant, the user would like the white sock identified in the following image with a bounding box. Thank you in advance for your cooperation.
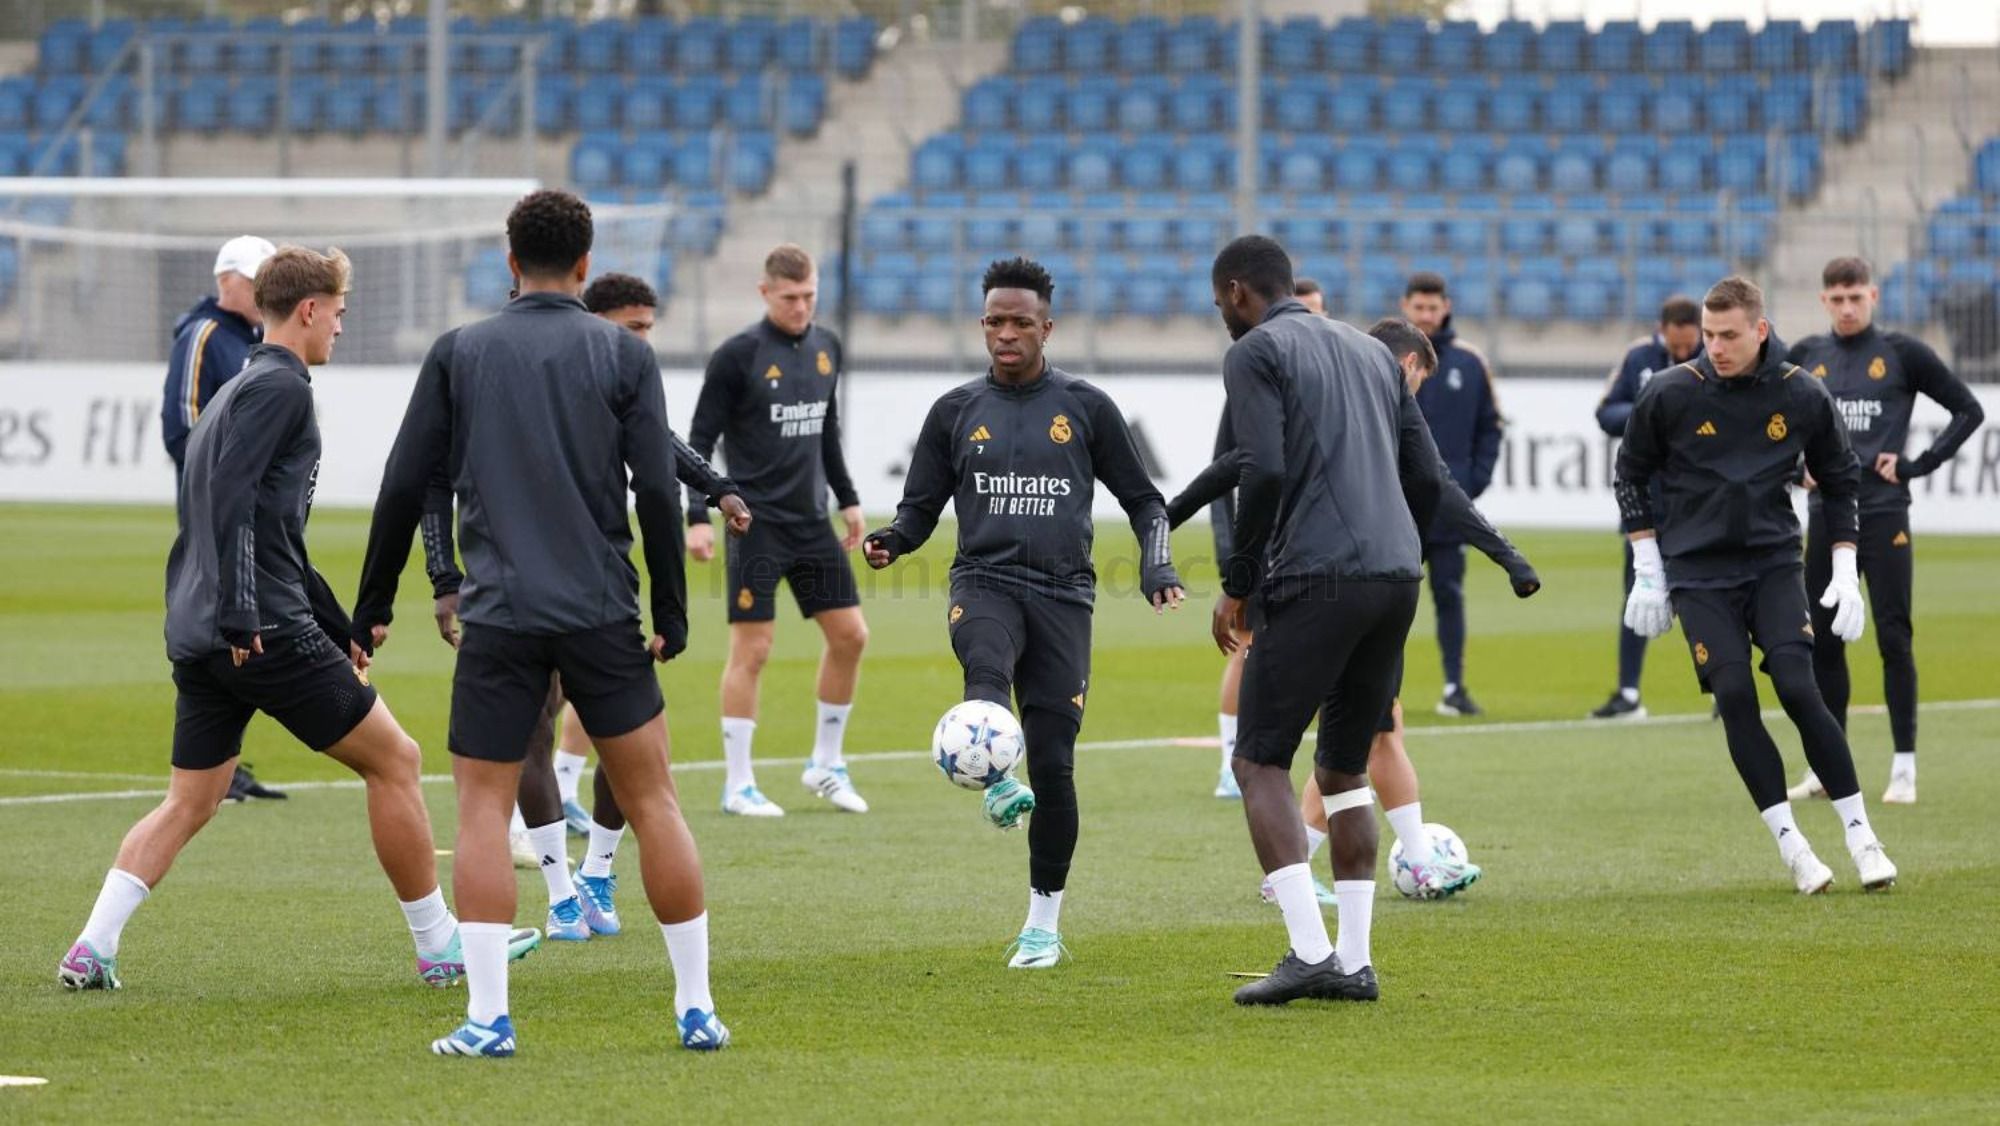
[1218,712,1238,772]
[554,750,587,805]
[721,716,757,792]
[398,887,457,954]
[579,820,625,879]
[660,913,715,1016]
[1832,792,1880,853]
[1443,682,1458,696]
[1891,752,1915,781]
[1760,801,1808,861]
[78,868,149,958]
[1303,823,1328,862]
[528,822,575,905]
[1385,801,1432,859]
[1266,863,1335,965]
[812,700,853,769]
[1332,880,1375,971]
[461,921,511,1024]
[1619,686,1640,703]
[509,805,527,835]
[1025,887,1063,933]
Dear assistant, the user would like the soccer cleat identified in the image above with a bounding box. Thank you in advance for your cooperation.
[982,776,1037,831]
[679,1008,731,1051]
[1435,686,1483,718]
[575,872,621,936]
[1853,842,1898,891]
[1213,767,1241,799]
[1400,843,1483,900]
[801,765,869,813]
[1232,950,1378,1005]
[561,799,592,837]
[58,941,120,990]
[546,895,590,941]
[1787,848,1835,895]
[227,762,287,801]
[430,1014,516,1058]
[1786,771,1827,802]
[1004,927,1069,969]
[1587,692,1648,721]
[418,927,544,987]
[1258,875,1339,906]
[721,785,785,818]
[1881,773,1916,805]
[510,829,538,870]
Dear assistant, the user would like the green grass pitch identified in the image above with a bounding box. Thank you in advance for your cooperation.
[2,503,1997,1121]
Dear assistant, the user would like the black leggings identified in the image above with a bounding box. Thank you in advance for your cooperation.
[1807,506,1918,755]
[957,622,1081,895]
[1710,650,1861,809]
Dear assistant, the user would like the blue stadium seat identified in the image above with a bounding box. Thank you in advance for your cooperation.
[1500,196,1554,256]
[1128,254,1180,320]
[677,18,725,74]
[860,197,909,253]
[1019,206,1073,255]
[1490,82,1537,133]
[621,135,673,189]
[1118,17,1166,73]
[912,136,962,194]
[964,78,1010,132]
[1652,82,1700,134]
[1659,145,1709,195]
[673,79,722,131]
[1434,79,1484,134]
[176,19,228,73]
[1568,258,1623,321]
[88,20,136,73]
[1443,194,1497,255]
[233,19,283,74]
[1278,145,1326,194]
[1927,198,1982,258]
[1010,143,1059,192]
[1389,193,1444,253]
[1550,140,1598,194]
[1166,18,1218,73]
[1756,20,1804,70]
[1632,260,1682,315]
[83,75,133,131]
[964,205,1013,256]
[1270,79,1319,134]
[1069,144,1115,193]
[1493,143,1541,193]
[1724,195,1778,261]
[778,18,821,70]
[33,77,85,131]
[1761,77,1810,133]
[909,195,961,252]
[1274,197,1336,254]
[1326,19,1372,72]
[1827,75,1869,140]
[1542,82,1589,133]
[1809,20,1859,70]
[1380,84,1428,132]
[1269,17,1321,71]
[38,20,90,73]
[1170,140,1222,193]
[570,131,621,191]
[1124,193,1178,254]
[466,246,512,310]
[1539,21,1587,70]
[1018,82,1063,133]
[575,75,620,132]
[228,78,277,132]
[1648,20,1694,71]
[728,18,776,71]
[1439,138,1492,193]
[1869,20,1912,78]
[1700,20,1750,71]
[1780,134,1822,199]
[1703,77,1756,133]
[1504,260,1557,320]
[285,18,332,72]
[675,135,719,191]
[172,77,226,133]
[1554,196,1608,256]
[780,73,825,137]
[1069,80,1115,133]
[1591,21,1640,71]
[1167,76,1222,133]
[1328,83,1373,133]
[535,74,577,135]
[1383,140,1435,194]
[859,269,909,316]
[1664,196,1719,254]
[1120,79,1168,133]
[1483,20,1532,70]
[1376,19,1424,72]
[1975,139,2000,196]
[624,78,672,133]
[1173,198,1227,255]
[329,23,377,74]
[1430,21,1481,70]
[1067,18,1114,73]
[1339,193,1391,255]
[1715,146,1764,194]
[964,146,1010,192]
[526,20,570,72]
[1332,141,1382,193]
[1012,17,1060,74]
[726,75,771,130]
[1597,88,1644,136]
[575,21,623,73]
[0,80,28,132]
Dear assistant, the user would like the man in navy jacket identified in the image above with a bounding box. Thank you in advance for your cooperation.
[162,236,273,476]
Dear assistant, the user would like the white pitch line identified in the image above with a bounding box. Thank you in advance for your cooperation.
[0,1077,49,1088]
[2,699,1991,809]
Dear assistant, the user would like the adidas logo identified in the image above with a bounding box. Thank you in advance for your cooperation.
[1848,819,1863,828]
[1892,531,1909,546]
[541,854,559,866]
[969,425,992,442]
[1696,420,1718,436]
[1778,827,1793,837]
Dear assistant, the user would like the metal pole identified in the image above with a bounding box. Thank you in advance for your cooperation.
[427,0,449,178]
[138,37,158,177]
[837,161,857,443]
[1234,0,1260,238]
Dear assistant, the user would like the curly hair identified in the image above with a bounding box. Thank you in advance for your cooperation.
[981,256,1055,304]
[1211,235,1293,301]
[583,272,658,314]
[506,189,593,279]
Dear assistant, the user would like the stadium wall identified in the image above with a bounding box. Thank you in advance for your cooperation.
[3,363,1996,533]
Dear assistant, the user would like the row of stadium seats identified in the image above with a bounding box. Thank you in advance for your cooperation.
[0,239,17,308]
[35,17,877,80]
[462,244,676,311]
[1011,16,1910,78]
[1888,139,2000,325]
[860,194,1776,261]
[1881,259,2000,326]
[906,134,1823,200]
[0,131,124,176]
[961,74,1867,140]
[837,251,1732,323]
[570,132,779,196]
[0,74,828,140]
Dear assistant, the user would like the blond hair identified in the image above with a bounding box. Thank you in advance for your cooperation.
[764,243,814,283]
[1702,275,1764,324]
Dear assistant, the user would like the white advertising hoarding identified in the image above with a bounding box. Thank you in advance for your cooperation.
[2,363,1995,532]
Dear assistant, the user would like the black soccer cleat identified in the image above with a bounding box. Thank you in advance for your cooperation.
[1588,691,1648,721]
[1233,950,1379,1006]
[1435,686,1483,718]
[227,763,287,802]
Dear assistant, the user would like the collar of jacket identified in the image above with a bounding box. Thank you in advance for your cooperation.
[247,342,311,382]
[1428,314,1457,351]
[179,295,259,338]
[507,290,589,314]
[761,317,811,346]
[1831,322,1882,350]
[1260,297,1310,325]
[985,360,1055,396]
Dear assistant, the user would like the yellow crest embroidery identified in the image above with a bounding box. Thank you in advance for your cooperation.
[1892,530,1909,547]
[1868,356,1887,380]
[1695,420,1717,436]
[1802,621,1814,637]
[1811,363,1827,377]
[1766,413,1787,442]
[1049,414,1072,444]
[816,350,833,376]
[1693,642,1709,666]
[736,588,754,610]
[969,425,992,442]
[763,364,783,381]
[1072,692,1086,710]
[949,604,964,624]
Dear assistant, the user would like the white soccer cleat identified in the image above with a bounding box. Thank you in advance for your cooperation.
[1785,771,1827,802]
[1881,773,1916,805]
[509,829,538,870]
[721,785,785,818]
[1852,842,1898,891]
[800,765,869,813]
[1786,848,1834,895]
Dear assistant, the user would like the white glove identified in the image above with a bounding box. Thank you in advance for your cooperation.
[1623,536,1674,639]
[1819,544,1866,643]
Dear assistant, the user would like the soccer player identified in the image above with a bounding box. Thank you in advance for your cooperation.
[1292,276,1325,316]
[1616,276,1897,895]
[1207,237,1443,1006]
[418,270,747,943]
[686,244,869,817]
[862,257,1183,970]
[354,190,727,1056]
[1590,296,1704,721]
[1784,257,1985,806]
[59,246,537,993]
[1401,272,1502,717]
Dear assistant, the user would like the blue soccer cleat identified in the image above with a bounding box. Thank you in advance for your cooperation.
[431,1014,516,1058]
[561,799,592,837]
[575,871,621,936]
[547,895,590,941]
[678,1008,731,1051]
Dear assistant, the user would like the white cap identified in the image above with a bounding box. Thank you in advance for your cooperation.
[213,235,276,280]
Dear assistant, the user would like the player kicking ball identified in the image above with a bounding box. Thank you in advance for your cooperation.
[59,247,536,994]
[864,257,1183,970]
[1616,277,1897,894]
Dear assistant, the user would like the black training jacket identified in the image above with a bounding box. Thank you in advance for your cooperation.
[686,319,859,526]
[351,292,687,651]
[165,343,351,660]
[1615,339,1860,590]
[881,364,1177,605]
[1787,324,1985,515]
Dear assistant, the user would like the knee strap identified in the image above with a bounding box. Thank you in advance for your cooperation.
[1322,787,1375,817]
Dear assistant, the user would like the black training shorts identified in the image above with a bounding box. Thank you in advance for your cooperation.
[1236,578,1420,775]
[1673,564,1816,693]
[946,577,1091,723]
[450,621,663,762]
[170,628,378,770]
[724,518,861,623]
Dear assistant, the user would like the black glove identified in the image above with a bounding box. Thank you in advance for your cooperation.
[1508,562,1541,599]
[863,526,905,564]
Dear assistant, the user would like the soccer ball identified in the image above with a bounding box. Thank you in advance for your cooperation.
[1388,823,1469,899]
[931,700,1025,790]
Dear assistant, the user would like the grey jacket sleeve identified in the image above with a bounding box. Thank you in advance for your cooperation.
[618,338,689,655]
[208,375,313,648]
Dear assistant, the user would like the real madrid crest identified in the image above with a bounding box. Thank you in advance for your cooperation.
[1049,414,1072,444]
[1766,413,1787,442]
[737,587,754,610]
[949,604,964,624]
[1694,642,1709,666]
[1867,356,1886,380]
[816,350,833,376]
